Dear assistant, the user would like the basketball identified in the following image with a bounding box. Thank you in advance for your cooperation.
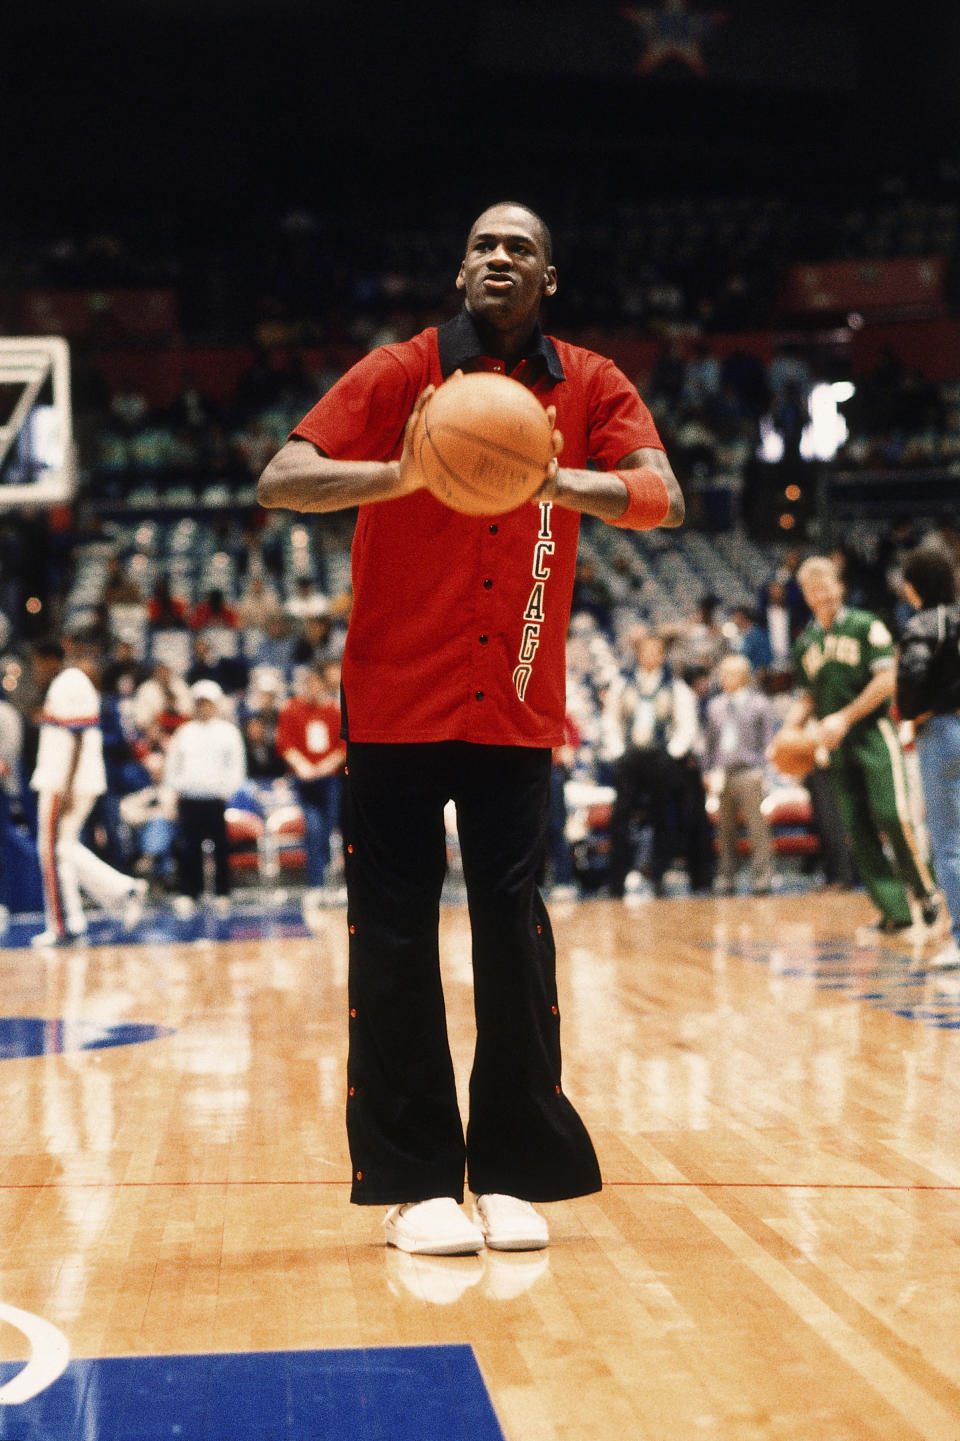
[768,725,823,779]
[412,371,554,516]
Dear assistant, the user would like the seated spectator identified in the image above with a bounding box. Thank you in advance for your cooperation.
[119,749,178,889]
[190,586,238,632]
[246,612,297,679]
[571,559,614,636]
[186,632,249,696]
[285,576,330,622]
[146,575,189,629]
[101,555,144,609]
[235,573,285,632]
[672,593,727,675]
[100,634,147,698]
[291,609,345,671]
[243,710,287,782]
[133,659,193,737]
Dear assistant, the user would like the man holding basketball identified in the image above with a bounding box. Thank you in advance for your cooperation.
[259,202,683,1255]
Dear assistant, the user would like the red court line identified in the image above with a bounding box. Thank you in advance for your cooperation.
[0,1179,958,1192]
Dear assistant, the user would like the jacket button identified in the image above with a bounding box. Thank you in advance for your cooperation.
[475,691,485,702]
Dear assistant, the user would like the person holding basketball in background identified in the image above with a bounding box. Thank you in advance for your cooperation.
[258,201,683,1255]
[777,555,939,940]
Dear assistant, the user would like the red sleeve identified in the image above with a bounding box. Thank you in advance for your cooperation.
[291,344,426,462]
[587,355,664,469]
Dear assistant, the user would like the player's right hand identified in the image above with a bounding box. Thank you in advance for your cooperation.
[396,385,436,496]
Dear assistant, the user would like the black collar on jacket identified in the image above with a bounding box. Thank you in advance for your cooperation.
[436,308,566,383]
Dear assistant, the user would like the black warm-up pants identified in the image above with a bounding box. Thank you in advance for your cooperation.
[175,796,230,898]
[342,741,602,1207]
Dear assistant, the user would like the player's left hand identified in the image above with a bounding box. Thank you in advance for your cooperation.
[531,405,564,502]
[818,711,850,750]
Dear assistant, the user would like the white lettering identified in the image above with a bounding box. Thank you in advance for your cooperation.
[532,539,555,580]
[519,624,541,663]
[513,664,533,701]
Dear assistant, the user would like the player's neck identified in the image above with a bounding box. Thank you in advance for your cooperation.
[468,308,540,372]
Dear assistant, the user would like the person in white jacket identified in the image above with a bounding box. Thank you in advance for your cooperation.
[163,679,245,912]
[29,639,147,947]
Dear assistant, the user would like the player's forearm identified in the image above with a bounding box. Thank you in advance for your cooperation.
[549,468,635,523]
[258,440,403,513]
[548,464,684,528]
[841,668,895,727]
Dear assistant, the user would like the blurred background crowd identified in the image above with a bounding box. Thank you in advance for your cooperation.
[2,0,959,919]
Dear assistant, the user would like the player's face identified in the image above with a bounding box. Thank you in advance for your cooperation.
[457,205,557,328]
[801,571,843,623]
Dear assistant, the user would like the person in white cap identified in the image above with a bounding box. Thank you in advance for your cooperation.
[163,679,246,912]
[28,638,147,947]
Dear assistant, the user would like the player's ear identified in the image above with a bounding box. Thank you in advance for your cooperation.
[544,265,558,298]
[456,262,466,292]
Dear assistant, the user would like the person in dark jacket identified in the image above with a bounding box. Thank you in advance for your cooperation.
[897,543,960,969]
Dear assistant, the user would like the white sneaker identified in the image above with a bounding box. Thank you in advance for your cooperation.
[474,1193,549,1251]
[121,878,148,931]
[928,940,960,971]
[30,925,87,949]
[384,1198,484,1256]
[172,895,198,919]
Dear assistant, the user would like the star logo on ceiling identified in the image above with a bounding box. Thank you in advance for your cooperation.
[621,0,727,78]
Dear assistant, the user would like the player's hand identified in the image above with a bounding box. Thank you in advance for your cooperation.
[530,405,564,503]
[396,385,435,495]
[817,712,849,750]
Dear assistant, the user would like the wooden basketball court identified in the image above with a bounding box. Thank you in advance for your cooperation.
[1,887,959,1438]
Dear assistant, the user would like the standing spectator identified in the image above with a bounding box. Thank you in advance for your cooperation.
[164,679,246,915]
[702,654,777,895]
[275,663,346,900]
[27,638,146,946]
[778,556,938,937]
[759,578,797,682]
[896,544,960,969]
[0,694,26,920]
[728,605,773,682]
[605,630,709,898]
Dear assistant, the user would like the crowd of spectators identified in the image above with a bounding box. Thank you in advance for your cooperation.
[2,171,959,916]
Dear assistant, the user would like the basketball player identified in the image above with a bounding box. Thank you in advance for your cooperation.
[780,556,938,937]
[258,202,683,1255]
[29,638,147,947]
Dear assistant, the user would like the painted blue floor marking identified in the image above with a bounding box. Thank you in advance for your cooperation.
[0,1346,506,1441]
[0,1018,173,1059]
[708,935,960,1030]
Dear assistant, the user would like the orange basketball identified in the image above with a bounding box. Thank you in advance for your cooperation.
[412,371,554,516]
[768,726,822,779]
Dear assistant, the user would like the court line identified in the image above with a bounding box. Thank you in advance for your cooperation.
[0,1179,958,1191]
[0,1302,70,1404]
